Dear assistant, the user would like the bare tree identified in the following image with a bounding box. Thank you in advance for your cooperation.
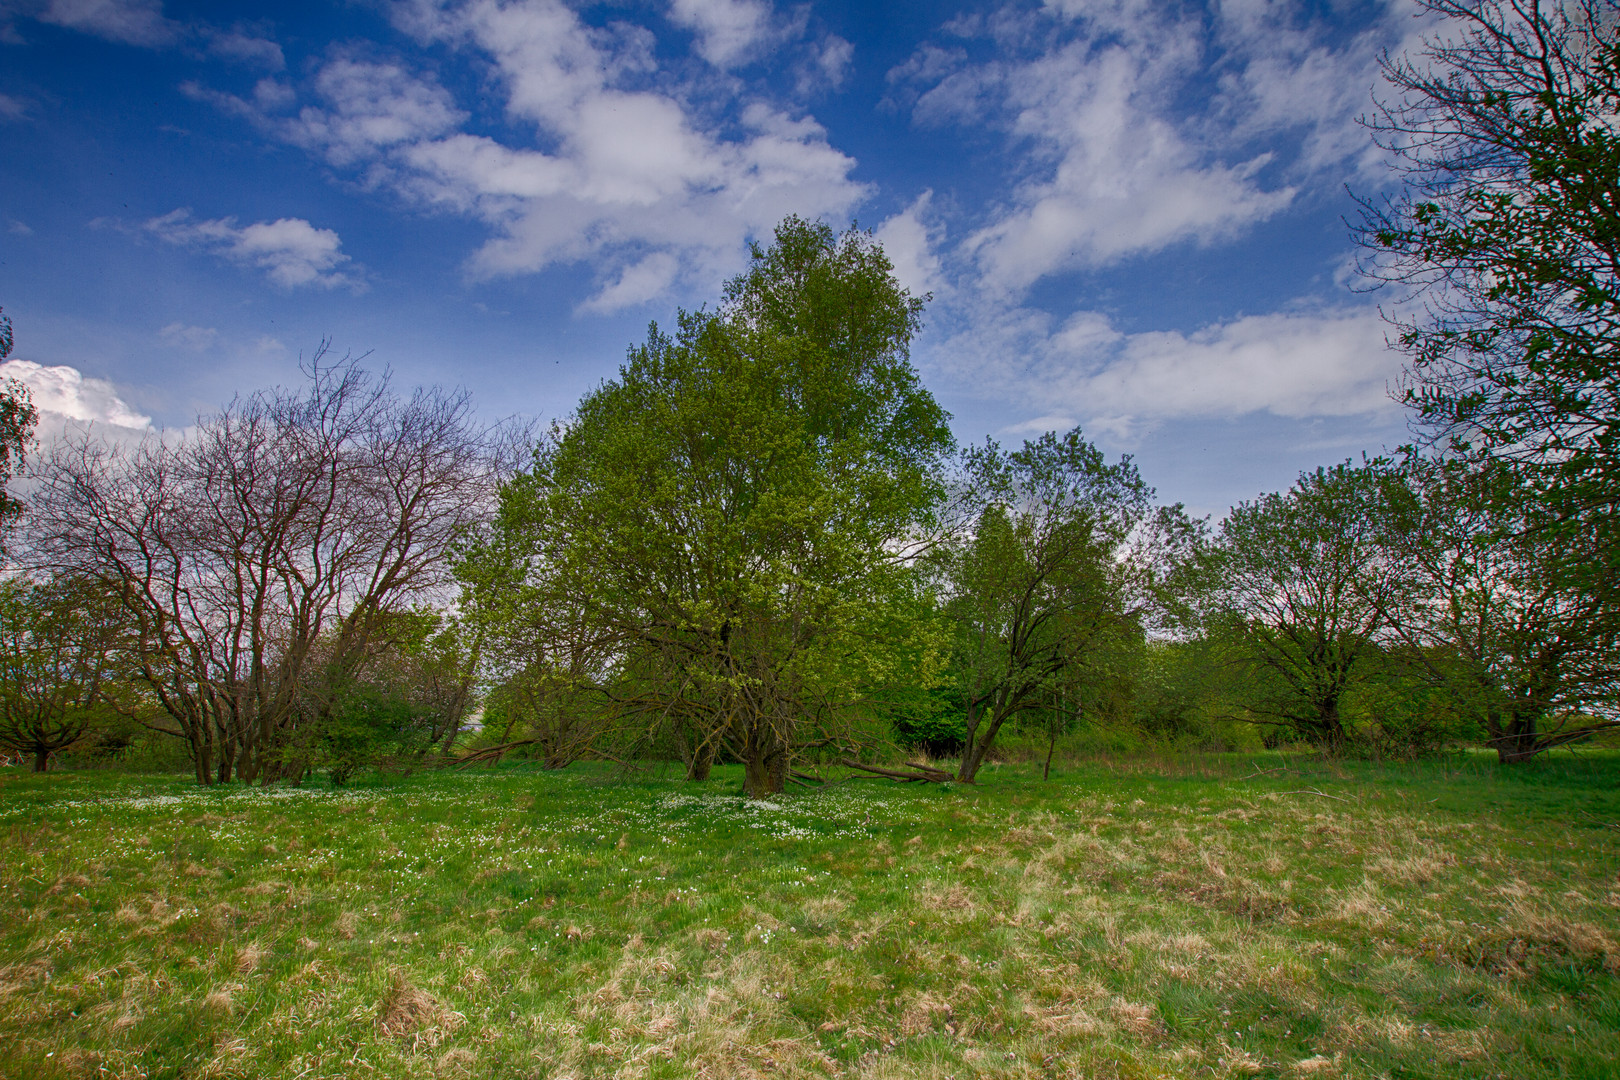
[22,356,506,784]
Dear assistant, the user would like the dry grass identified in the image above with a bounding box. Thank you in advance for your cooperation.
[1,755,1618,1078]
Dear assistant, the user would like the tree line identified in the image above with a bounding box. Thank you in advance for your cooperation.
[1,0,1616,792]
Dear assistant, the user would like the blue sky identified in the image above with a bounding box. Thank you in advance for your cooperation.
[0,0,1427,515]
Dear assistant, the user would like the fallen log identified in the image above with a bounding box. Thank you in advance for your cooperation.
[837,758,960,784]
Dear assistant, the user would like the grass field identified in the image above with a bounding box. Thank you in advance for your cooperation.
[2,753,1618,1080]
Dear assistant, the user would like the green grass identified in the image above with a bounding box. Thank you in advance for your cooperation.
[2,752,1619,1079]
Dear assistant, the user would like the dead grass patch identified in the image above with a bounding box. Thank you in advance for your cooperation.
[203,983,241,1015]
[377,969,463,1049]
[233,942,266,974]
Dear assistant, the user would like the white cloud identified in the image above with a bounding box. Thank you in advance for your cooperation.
[807,34,853,91]
[1076,308,1401,426]
[158,322,217,351]
[890,1,1412,292]
[37,0,177,46]
[0,93,26,120]
[668,0,774,68]
[873,191,943,298]
[578,252,680,314]
[143,209,360,289]
[195,0,867,312]
[0,359,151,430]
[938,304,1402,440]
[288,57,466,167]
[206,29,284,70]
[6,219,32,236]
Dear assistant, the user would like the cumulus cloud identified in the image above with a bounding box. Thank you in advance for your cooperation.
[284,56,466,167]
[193,0,866,311]
[0,359,151,431]
[143,209,360,289]
[668,0,775,68]
[36,0,178,46]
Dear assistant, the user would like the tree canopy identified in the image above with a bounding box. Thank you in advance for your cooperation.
[461,217,954,797]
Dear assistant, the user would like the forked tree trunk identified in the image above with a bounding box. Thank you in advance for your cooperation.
[686,737,715,782]
[1491,711,1545,762]
[958,695,1008,783]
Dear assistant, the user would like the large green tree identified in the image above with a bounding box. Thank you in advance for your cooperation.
[944,429,1189,782]
[1359,0,1620,566]
[464,217,954,797]
[1209,463,1393,751]
[1373,455,1620,760]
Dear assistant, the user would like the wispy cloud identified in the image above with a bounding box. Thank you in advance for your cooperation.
[932,302,1401,442]
[667,0,777,68]
[142,209,361,290]
[158,322,218,351]
[35,0,179,47]
[186,0,867,312]
[889,0,1411,292]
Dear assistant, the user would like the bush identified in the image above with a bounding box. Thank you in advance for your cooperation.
[884,683,967,758]
[315,683,435,785]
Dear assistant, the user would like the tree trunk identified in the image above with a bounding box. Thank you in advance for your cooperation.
[32,747,49,773]
[193,739,212,786]
[1489,706,1547,762]
[959,729,994,783]
[686,737,715,782]
[1043,725,1057,781]
[742,724,786,799]
[1307,697,1348,754]
[958,694,1011,783]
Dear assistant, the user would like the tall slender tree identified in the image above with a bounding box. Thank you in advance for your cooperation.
[1210,463,1393,751]
[945,429,1187,782]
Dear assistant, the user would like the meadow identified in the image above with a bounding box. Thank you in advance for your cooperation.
[1,753,1618,1080]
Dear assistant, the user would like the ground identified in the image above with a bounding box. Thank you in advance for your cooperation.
[1,753,1618,1079]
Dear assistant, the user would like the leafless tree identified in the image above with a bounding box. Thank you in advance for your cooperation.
[22,355,507,784]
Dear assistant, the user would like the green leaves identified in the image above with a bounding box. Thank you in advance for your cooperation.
[463,218,954,795]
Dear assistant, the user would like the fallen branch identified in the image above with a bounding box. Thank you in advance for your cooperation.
[837,758,959,784]
[1274,788,1349,802]
[451,740,539,769]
